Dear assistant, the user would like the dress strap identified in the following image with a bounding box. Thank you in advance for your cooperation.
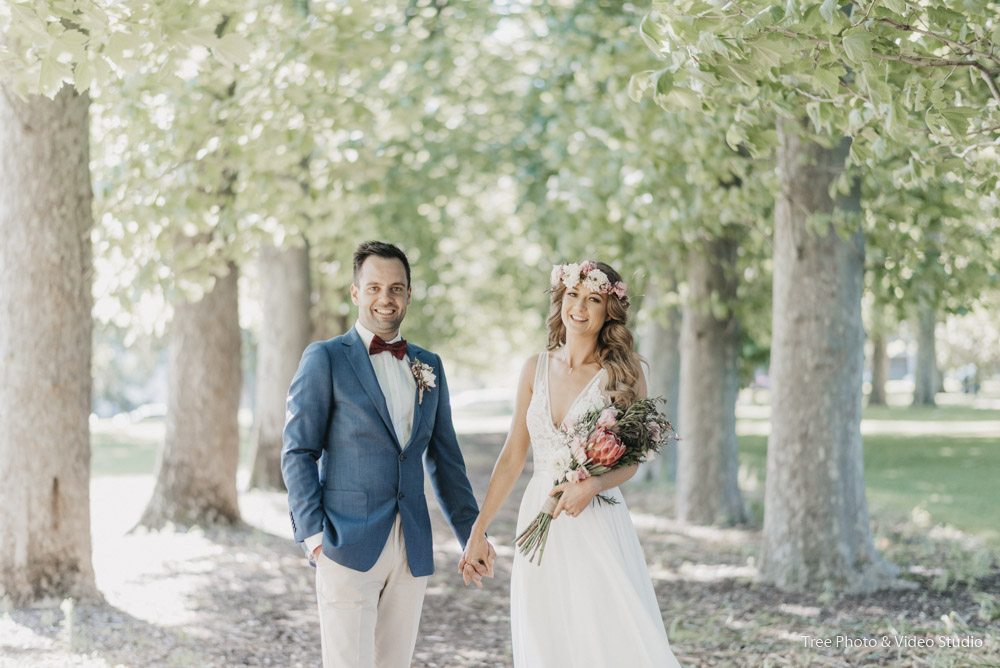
[532,351,548,397]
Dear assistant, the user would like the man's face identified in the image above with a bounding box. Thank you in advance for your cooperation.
[350,255,411,339]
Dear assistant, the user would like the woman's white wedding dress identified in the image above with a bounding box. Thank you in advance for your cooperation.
[510,352,681,667]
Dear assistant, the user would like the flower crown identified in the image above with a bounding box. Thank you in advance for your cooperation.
[550,261,628,304]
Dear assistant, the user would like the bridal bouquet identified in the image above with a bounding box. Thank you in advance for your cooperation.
[516,398,675,565]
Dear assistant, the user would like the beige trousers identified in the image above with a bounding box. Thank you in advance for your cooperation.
[315,514,428,668]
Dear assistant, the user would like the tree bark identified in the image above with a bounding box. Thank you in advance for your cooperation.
[636,275,681,483]
[139,265,242,528]
[248,244,311,490]
[912,305,938,406]
[869,331,889,406]
[676,238,747,525]
[761,122,896,592]
[0,85,98,603]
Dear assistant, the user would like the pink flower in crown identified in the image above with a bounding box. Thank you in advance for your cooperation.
[596,407,618,429]
[579,260,596,275]
[566,466,591,483]
[586,427,626,467]
[550,264,565,287]
[612,281,627,299]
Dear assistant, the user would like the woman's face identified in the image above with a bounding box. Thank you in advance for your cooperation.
[560,284,609,338]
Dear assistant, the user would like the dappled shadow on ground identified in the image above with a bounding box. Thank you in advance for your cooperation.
[3,432,998,667]
[2,527,319,667]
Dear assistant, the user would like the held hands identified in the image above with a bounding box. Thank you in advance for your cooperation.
[551,477,601,519]
[458,533,496,587]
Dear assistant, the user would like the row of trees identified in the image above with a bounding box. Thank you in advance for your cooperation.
[2,0,998,603]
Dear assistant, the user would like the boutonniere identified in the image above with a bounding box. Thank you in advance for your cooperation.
[411,360,436,404]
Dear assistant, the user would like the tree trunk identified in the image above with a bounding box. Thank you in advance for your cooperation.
[636,275,681,483]
[760,121,895,593]
[0,85,98,604]
[869,332,888,406]
[248,244,311,490]
[139,265,242,528]
[312,302,348,342]
[912,305,937,406]
[676,239,747,525]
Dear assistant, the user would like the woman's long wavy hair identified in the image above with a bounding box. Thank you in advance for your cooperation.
[546,261,641,406]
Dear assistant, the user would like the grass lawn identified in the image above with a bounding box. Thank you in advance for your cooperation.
[90,417,254,478]
[92,400,999,550]
[739,429,1000,550]
[861,403,1000,422]
[90,421,162,477]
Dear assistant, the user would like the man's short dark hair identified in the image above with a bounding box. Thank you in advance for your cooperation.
[353,241,411,287]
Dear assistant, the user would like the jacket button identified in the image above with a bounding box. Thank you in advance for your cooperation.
[398,492,405,500]
[399,453,406,462]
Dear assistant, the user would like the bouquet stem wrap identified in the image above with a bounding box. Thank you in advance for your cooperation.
[516,494,560,565]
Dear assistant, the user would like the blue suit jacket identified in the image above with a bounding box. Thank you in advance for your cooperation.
[280,328,479,577]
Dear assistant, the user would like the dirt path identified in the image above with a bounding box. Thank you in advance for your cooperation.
[2,433,998,667]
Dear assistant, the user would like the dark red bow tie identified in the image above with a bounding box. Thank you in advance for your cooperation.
[369,335,407,360]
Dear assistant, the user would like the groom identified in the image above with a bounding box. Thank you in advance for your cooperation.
[282,241,495,668]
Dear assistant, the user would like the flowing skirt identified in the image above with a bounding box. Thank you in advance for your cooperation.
[509,475,681,668]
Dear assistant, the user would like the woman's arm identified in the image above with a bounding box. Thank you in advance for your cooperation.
[460,354,538,584]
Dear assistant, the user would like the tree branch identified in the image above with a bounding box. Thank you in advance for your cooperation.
[871,51,993,71]
[875,16,1000,67]
[968,123,1000,136]
[850,0,877,28]
[978,69,1000,108]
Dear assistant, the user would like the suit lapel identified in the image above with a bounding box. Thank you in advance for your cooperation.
[405,347,431,449]
[343,328,400,448]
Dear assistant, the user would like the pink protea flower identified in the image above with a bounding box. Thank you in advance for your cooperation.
[596,407,618,429]
[566,466,591,483]
[586,427,626,467]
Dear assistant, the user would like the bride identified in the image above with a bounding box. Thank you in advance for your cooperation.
[460,261,681,667]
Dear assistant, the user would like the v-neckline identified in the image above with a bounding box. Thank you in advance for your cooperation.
[546,351,604,429]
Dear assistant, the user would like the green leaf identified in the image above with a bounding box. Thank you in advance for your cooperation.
[744,5,783,32]
[819,0,840,24]
[749,38,791,69]
[52,29,88,62]
[926,6,964,27]
[214,33,252,67]
[884,98,908,142]
[812,67,843,96]
[940,107,976,137]
[654,70,674,98]
[806,101,823,132]
[725,124,748,151]
[639,14,668,56]
[627,70,656,102]
[38,54,72,98]
[842,32,874,63]
[184,27,220,49]
[105,31,144,63]
[74,60,93,94]
[10,5,49,41]
[664,86,702,111]
[882,0,906,16]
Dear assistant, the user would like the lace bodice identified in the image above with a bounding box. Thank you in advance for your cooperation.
[525,351,607,479]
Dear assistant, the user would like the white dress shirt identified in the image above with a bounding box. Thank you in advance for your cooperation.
[305,321,417,555]
[353,320,417,447]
